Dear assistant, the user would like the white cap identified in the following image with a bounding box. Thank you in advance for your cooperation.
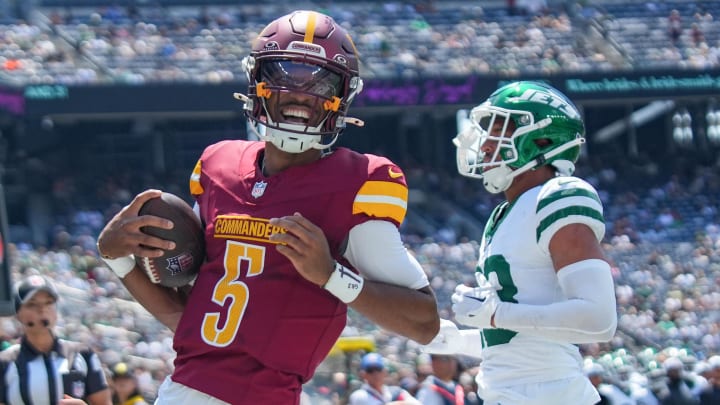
[708,355,720,370]
[693,361,710,375]
[663,356,683,371]
[584,363,604,376]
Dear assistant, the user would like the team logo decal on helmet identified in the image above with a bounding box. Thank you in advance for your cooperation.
[234,10,364,154]
[453,81,586,193]
[263,41,280,51]
[333,55,348,65]
[289,42,324,55]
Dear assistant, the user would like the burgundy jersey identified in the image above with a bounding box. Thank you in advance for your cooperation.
[172,140,409,404]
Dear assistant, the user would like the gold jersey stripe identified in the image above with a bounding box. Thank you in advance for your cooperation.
[214,234,283,245]
[353,200,406,223]
[353,181,408,223]
[189,160,204,195]
[356,181,408,201]
[304,12,317,43]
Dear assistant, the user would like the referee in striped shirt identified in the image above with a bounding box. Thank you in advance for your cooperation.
[0,275,112,405]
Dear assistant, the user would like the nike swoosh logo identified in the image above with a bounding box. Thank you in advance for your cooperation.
[388,167,403,179]
[464,296,486,317]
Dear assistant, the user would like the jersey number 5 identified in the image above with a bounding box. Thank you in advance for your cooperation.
[201,241,266,347]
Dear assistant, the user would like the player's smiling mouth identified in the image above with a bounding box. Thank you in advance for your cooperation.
[282,106,312,125]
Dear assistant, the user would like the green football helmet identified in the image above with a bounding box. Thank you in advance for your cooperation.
[453,81,586,193]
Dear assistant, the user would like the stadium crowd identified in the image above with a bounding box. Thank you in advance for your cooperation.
[1,0,720,85]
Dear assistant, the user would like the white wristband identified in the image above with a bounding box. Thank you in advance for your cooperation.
[101,255,136,279]
[323,262,364,303]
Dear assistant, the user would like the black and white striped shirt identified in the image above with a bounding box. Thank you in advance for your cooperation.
[0,337,108,405]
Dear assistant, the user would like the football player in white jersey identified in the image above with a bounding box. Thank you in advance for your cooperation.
[423,81,618,405]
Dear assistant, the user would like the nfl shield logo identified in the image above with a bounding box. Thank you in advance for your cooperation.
[72,381,85,398]
[166,254,194,276]
[252,181,267,198]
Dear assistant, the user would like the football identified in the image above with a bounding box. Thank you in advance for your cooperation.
[136,192,205,288]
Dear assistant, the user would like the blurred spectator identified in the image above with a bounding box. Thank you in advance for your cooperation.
[458,368,482,405]
[698,356,720,404]
[668,9,682,45]
[691,360,711,399]
[691,23,704,46]
[348,353,419,405]
[656,357,700,405]
[586,363,613,405]
[110,362,148,405]
[585,362,639,405]
[415,354,467,405]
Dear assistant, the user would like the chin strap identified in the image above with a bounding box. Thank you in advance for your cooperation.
[507,136,586,181]
[482,136,585,193]
[233,92,249,102]
[344,117,364,127]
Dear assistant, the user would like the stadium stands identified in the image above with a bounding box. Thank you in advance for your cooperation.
[599,0,720,70]
[6,1,720,85]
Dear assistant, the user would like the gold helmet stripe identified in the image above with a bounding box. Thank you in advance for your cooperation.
[304,12,318,43]
[346,33,359,58]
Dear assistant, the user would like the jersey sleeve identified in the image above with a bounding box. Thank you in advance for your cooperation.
[345,221,429,289]
[189,141,230,198]
[352,160,409,227]
[535,176,605,254]
[189,157,204,197]
[188,141,230,225]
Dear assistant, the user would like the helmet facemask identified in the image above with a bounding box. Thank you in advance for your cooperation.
[259,59,344,152]
[453,81,586,193]
[453,102,585,194]
[454,104,551,193]
[242,55,360,154]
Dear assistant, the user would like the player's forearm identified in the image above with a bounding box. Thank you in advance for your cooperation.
[350,283,439,344]
[493,259,617,343]
[121,267,186,331]
[493,299,617,343]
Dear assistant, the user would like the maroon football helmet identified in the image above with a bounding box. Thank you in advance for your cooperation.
[238,10,364,153]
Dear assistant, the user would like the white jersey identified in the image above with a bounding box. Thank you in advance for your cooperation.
[475,176,605,388]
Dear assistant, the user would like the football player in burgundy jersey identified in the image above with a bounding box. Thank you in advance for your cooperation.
[97,10,440,405]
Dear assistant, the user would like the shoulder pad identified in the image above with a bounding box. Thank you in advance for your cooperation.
[536,176,601,213]
[535,176,605,251]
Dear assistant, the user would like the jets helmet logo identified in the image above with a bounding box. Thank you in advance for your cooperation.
[512,89,580,119]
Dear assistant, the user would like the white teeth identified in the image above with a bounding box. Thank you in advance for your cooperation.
[282,108,309,119]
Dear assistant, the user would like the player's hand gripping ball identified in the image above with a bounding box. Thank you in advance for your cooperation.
[136,192,205,287]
